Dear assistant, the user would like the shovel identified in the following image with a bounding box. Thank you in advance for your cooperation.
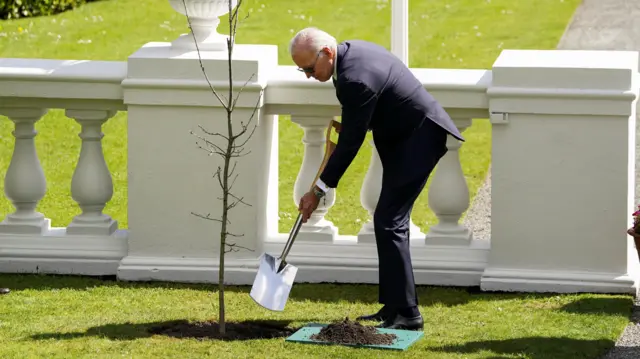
[250,119,341,311]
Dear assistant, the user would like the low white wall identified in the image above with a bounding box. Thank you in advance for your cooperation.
[0,46,638,294]
[483,49,640,293]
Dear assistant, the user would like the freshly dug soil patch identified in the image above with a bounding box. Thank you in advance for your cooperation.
[311,318,396,346]
[148,319,295,341]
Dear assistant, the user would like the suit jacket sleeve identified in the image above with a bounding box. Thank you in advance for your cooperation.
[319,80,378,189]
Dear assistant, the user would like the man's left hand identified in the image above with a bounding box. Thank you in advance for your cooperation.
[299,191,320,223]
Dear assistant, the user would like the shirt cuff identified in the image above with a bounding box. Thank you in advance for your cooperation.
[315,179,329,192]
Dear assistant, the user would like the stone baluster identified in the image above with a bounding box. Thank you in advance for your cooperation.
[358,140,424,244]
[65,109,118,235]
[425,118,473,245]
[0,108,50,234]
[291,116,338,242]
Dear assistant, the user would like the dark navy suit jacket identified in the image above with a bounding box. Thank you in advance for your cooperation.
[318,40,464,189]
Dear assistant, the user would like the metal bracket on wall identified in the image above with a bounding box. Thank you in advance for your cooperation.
[489,111,509,124]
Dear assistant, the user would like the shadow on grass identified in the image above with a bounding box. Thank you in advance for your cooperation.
[433,337,615,359]
[558,297,634,317]
[30,319,304,342]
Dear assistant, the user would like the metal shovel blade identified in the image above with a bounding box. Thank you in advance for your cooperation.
[250,214,303,311]
[249,253,298,311]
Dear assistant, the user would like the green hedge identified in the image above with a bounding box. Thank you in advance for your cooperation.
[0,0,100,20]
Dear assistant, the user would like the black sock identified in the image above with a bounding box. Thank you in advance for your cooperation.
[398,306,420,318]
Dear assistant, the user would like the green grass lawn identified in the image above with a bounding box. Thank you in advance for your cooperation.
[0,273,632,359]
[1,3,632,358]
[0,0,580,235]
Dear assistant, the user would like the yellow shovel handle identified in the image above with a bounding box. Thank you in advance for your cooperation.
[279,118,340,263]
[308,118,340,191]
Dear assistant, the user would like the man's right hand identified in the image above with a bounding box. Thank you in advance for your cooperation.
[299,190,321,223]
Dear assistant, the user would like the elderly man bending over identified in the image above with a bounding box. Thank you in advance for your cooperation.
[291,27,464,330]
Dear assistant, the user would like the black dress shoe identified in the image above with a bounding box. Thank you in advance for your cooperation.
[356,306,393,322]
[377,313,424,331]
[0,288,9,295]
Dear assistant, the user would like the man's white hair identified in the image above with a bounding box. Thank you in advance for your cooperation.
[289,27,337,55]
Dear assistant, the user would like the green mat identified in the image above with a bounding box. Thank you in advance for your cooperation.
[285,323,424,350]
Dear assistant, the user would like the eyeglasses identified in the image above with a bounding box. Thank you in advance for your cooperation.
[297,50,322,74]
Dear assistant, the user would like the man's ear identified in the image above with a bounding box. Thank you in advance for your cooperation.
[322,45,334,58]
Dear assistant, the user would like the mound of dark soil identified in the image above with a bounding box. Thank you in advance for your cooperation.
[310,317,396,346]
[148,320,295,341]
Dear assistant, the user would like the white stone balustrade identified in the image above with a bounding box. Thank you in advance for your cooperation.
[0,38,638,295]
[0,108,50,234]
[291,115,338,242]
[425,118,473,245]
[0,58,127,275]
[66,109,118,236]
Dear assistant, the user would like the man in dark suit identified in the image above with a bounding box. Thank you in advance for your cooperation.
[290,27,464,330]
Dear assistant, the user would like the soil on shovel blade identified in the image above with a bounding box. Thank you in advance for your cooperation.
[148,319,295,341]
[310,318,397,346]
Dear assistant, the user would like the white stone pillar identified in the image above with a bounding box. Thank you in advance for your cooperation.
[119,33,278,283]
[358,140,424,244]
[291,116,338,242]
[0,108,49,234]
[391,0,409,65]
[482,49,639,294]
[65,109,118,235]
[425,118,473,245]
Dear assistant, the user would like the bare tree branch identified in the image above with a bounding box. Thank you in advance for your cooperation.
[192,130,227,155]
[232,88,263,147]
[195,143,226,158]
[181,0,229,109]
[225,231,245,238]
[228,173,240,192]
[228,192,251,207]
[230,1,242,41]
[228,161,238,179]
[227,194,249,210]
[190,212,230,224]
[233,125,257,148]
[197,125,230,141]
[233,148,252,158]
[224,242,254,253]
[215,166,223,190]
[230,73,255,112]
[241,10,251,24]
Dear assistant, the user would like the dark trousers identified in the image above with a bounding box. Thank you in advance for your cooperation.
[372,119,448,308]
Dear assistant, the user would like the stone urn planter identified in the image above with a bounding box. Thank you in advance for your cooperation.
[168,0,239,51]
[627,205,640,262]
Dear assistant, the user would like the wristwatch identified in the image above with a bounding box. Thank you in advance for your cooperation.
[312,185,326,199]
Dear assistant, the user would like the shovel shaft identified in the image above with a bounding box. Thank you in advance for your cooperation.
[280,213,303,261]
[275,118,340,272]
